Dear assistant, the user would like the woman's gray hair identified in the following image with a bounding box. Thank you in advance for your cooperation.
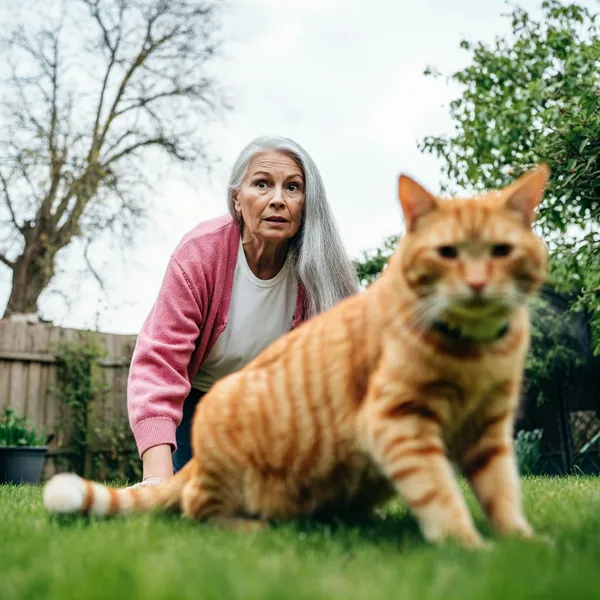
[227,135,359,318]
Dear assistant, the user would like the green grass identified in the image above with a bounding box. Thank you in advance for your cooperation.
[2,477,600,600]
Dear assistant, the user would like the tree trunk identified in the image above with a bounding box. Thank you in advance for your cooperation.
[3,243,57,318]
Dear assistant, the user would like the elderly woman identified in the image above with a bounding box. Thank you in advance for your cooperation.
[127,136,359,486]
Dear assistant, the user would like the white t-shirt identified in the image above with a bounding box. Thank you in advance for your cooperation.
[192,239,298,392]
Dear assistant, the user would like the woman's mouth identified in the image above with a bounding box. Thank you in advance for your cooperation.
[265,216,288,224]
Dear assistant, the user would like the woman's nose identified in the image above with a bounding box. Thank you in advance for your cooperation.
[269,186,285,208]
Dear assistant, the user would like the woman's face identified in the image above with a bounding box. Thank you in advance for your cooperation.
[233,150,305,243]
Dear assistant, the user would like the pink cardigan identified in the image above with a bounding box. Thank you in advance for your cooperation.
[127,215,308,457]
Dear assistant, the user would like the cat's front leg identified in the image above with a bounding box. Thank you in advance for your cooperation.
[362,398,485,549]
[461,409,533,539]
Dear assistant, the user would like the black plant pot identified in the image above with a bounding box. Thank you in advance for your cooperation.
[0,446,48,484]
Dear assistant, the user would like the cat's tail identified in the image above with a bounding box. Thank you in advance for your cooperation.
[42,463,192,517]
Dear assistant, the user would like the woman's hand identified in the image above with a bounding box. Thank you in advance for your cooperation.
[129,476,166,489]
[127,444,173,489]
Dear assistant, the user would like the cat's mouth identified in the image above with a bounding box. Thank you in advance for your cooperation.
[462,297,489,309]
[432,299,513,343]
[450,297,511,320]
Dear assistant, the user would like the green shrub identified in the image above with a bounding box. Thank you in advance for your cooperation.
[515,428,543,475]
[53,334,141,483]
[0,408,46,447]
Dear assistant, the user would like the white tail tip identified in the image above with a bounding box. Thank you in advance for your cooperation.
[43,473,86,514]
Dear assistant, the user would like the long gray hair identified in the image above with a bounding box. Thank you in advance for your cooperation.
[227,135,359,318]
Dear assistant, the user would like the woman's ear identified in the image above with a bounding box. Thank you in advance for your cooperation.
[231,190,242,217]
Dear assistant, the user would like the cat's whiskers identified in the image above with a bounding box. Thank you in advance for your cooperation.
[410,294,449,337]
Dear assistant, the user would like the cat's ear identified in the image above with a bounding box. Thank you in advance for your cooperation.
[398,175,438,232]
[504,164,550,227]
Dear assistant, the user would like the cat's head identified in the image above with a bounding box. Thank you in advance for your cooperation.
[395,166,549,341]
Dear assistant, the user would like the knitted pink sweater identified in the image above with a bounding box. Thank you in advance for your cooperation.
[127,215,307,457]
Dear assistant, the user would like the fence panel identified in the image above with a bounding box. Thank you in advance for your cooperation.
[0,320,137,477]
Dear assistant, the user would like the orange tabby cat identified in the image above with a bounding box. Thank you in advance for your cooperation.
[43,165,549,549]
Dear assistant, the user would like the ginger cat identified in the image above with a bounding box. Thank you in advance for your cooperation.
[44,165,550,549]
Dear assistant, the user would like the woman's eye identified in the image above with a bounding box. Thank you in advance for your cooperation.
[255,180,268,189]
[438,245,458,259]
[288,183,299,192]
[491,244,513,257]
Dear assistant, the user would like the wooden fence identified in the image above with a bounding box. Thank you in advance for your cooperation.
[0,320,137,474]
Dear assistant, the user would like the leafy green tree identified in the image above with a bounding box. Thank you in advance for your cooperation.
[420,0,600,352]
[354,234,398,288]
[352,0,598,414]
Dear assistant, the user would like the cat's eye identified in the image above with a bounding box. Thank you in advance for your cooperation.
[438,245,458,259]
[491,244,513,258]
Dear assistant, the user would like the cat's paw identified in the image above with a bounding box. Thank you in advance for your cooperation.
[455,530,491,551]
[510,521,534,539]
[426,525,490,551]
[497,522,553,547]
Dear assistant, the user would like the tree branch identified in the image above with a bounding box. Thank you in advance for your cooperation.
[41,30,63,220]
[83,237,106,294]
[98,23,181,146]
[103,128,140,156]
[54,160,106,242]
[103,136,185,165]
[81,0,124,155]
[9,67,47,139]
[0,253,15,270]
[0,171,24,233]
[52,189,75,229]
[112,86,202,118]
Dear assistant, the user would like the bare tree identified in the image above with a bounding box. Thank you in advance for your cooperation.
[0,0,227,317]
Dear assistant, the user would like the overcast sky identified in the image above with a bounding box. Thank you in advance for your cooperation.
[0,0,589,335]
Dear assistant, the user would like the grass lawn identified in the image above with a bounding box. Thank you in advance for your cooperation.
[2,477,600,600]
